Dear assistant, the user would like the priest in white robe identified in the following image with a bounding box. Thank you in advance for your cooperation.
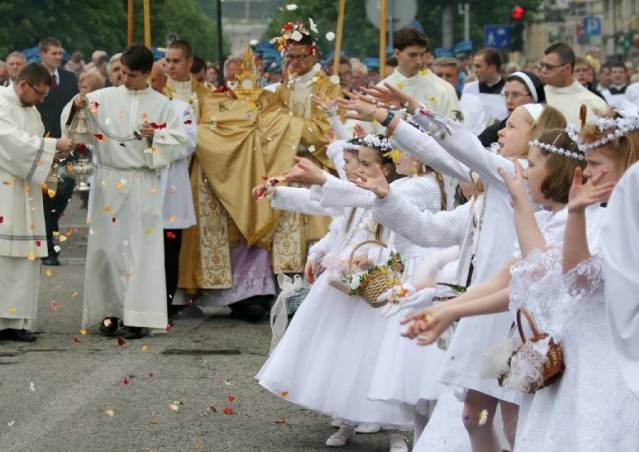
[74,45,187,339]
[0,63,74,341]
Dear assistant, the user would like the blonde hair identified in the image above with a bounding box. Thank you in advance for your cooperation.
[78,70,105,92]
[581,115,639,171]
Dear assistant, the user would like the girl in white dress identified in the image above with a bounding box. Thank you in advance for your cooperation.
[339,88,566,451]
[405,117,639,450]
[256,136,414,450]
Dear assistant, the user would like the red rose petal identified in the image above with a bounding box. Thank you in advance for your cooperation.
[274,418,287,424]
[0,216,4,224]
[166,231,176,239]
[227,395,236,402]
[223,407,234,415]
[35,240,41,247]
[117,336,127,347]
[183,119,192,125]
[122,376,130,385]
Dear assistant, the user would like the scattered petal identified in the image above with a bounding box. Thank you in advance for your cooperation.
[118,336,127,347]
[8,307,16,314]
[168,215,177,222]
[53,245,62,253]
[144,228,153,236]
[274,418,287,424]
[325,31,336,41]
[223,380,231,386]
[104,206,113,214]
[166,231,177,240]
[72,291,79,299]
[30,381,36,392]
[227,395,236,402]
[7,420,15,427]
[223,407,234,415]
[27,251,37,260]
[478,409,488,426]
[80,328,87,336]
[45,269,54,278]
[73,336,82,343]
[105,408,115,417]
[122,376,130,385]
[280,391,289,398]
[194,439,203,449]
[141,345,149,352]
[169,403,180,412]
[103,318,112,327]
[59,235,68,242]
[49,300,60,311]
[0,216,3,224]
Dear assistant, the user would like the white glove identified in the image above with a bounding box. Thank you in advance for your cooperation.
[401,287,437,314]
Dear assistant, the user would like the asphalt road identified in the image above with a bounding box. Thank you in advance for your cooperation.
[0,195,391,452]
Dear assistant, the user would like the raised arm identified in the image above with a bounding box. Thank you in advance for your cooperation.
[271,185,340,217]
[320,177,376,209]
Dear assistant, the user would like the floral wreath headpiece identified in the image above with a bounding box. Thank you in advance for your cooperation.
[529,132,584,161]
[273,20,319,57]
[343,134,393,153]
[566,110,639,152]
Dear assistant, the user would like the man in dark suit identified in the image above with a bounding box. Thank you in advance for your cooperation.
[36,37,79,266]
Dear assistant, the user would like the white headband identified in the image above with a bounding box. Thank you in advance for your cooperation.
[521,103,544,122]
[511,71,538,103]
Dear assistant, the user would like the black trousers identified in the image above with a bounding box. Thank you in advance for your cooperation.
[164,229,182,309]
[43,176,75,257]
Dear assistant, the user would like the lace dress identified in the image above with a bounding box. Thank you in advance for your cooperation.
[509,206,639,451]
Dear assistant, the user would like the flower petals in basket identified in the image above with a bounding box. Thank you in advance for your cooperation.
[346,240,404,308]
[494,307,565,393]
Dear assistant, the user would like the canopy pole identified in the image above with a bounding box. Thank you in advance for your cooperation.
[143,0,152,47]
[332,0,346,76]
[379,0,387,71]
[127,0,135,45]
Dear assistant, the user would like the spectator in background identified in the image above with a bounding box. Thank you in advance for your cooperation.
[503,62,519,77]
[84,50,107,72]
[383,56,397,78]
[78,70,105,94]
[540,42,607,124]
[601,61,631,109]
[463,47,508,122]
[522,60,541,76]
[3,51,26,87]
[94,54,109,80]
[597,62,612,92]
[35,37,79,266]
[433,57,488,135]
[350,58,368,91]
[191,56,209,86]
[327,57,352,90]
[105,53,122,87]
[206,62,220,87]
[64,51,85,77]
[423,49,435,69]
[0,61,7,85]
[574,57,605,100]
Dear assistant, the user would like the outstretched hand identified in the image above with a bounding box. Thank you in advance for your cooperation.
[281,157,327,186]
[567,167,615,213]
[353,165,390,198]
[360,83,417,113]
[400,303,457,346]
[336,90,377,121]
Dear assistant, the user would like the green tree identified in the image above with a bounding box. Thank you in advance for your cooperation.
[0,0,224,62]
[261,0,543,59]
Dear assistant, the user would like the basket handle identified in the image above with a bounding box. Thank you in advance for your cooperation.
[348,239,387,272]
[516,306,543,343]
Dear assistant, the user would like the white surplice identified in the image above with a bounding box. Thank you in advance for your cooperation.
[159,99,196,229]
[80,85,187,329]
[602,161,639,400]
[0,85,57,330]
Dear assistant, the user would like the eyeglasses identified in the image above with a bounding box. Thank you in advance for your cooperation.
[27,81,49,98]
[502,91,531,100]
[540,61,572,71]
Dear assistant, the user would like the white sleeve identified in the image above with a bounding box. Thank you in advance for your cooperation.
[308,222,337,261]
[390,176,442,214]
[320,177,376,209]
[271,186,339,216]
[391,119,471,182]
[372,188,470,248]
[413,109,516,188]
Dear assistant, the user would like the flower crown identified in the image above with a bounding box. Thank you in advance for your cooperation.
[529,138,584,161]
[566,111,639,152]
[343,134,393,152]
[273,20,318,56]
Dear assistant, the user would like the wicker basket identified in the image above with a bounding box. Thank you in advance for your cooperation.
[348,240,403,308]
[499,307,565,393]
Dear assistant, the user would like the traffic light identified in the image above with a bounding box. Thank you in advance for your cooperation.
[509,6,526,52]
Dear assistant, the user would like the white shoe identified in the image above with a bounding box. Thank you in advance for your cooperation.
[330,418,344,428]
[389,433,409,452]
[355,422,382,434]
[326,426,354,447]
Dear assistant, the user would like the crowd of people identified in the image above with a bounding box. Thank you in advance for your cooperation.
[0,18,638,452]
